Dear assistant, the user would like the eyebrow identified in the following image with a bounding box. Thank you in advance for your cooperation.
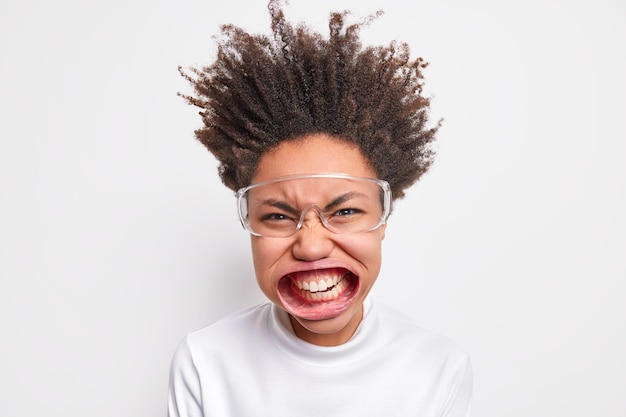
[259,199,300,216]
[259,192,367,213]
[324,191,368,211]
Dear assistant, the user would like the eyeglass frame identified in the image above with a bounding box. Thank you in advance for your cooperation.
[235,173,392,237]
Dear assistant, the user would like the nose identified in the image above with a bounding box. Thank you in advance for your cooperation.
[295,205,331,232]
[291,206,334,261]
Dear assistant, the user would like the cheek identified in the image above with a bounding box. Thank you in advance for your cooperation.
[250,239,268,276]
[340,233,384,271]
[250,238,287,279]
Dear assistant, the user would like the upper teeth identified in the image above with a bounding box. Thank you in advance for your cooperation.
[296,276,340,293]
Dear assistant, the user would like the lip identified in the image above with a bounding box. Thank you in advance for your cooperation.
[277,259,358,277]
[276,261,361,321]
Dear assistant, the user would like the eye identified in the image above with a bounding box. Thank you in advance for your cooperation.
[332,208,363,217]
[261,213,293,222]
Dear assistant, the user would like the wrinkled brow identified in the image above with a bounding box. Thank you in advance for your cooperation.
[259,191,368,213]
[259,199,299,216]
[324,192,368,211]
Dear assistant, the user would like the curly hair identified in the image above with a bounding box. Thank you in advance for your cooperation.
[179,0,440,199]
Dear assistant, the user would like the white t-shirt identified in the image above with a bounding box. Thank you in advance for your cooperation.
[168,297,472,417]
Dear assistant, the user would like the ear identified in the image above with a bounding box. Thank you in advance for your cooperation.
[380,223,387,240]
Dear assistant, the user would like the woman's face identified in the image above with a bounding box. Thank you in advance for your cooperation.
[249,133,386,346]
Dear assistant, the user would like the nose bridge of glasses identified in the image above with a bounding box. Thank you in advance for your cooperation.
[296,204,331,230]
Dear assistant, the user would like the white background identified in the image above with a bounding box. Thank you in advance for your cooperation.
[1,0,625,416]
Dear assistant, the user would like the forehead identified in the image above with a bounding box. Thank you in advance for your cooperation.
[253,134,376,183]
[245,176,381,211]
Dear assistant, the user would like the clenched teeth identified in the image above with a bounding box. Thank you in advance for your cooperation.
[285,269,352,303]
[298,278,347,302]
[295,275,340,293]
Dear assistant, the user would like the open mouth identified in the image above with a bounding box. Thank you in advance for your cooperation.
[277,267,359,321]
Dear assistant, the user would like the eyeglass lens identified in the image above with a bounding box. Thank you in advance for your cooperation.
[240,177,388,237]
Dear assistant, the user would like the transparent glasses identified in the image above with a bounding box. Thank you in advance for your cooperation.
[236,173,392,237]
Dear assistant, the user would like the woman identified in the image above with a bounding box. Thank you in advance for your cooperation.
[168,1,472,416]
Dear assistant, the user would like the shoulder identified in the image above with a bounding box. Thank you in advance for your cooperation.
[375,302,473,407]
[172,303,272,364]
[375,302,470,363]
[364,301,473,413]
[187,302,271,345]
